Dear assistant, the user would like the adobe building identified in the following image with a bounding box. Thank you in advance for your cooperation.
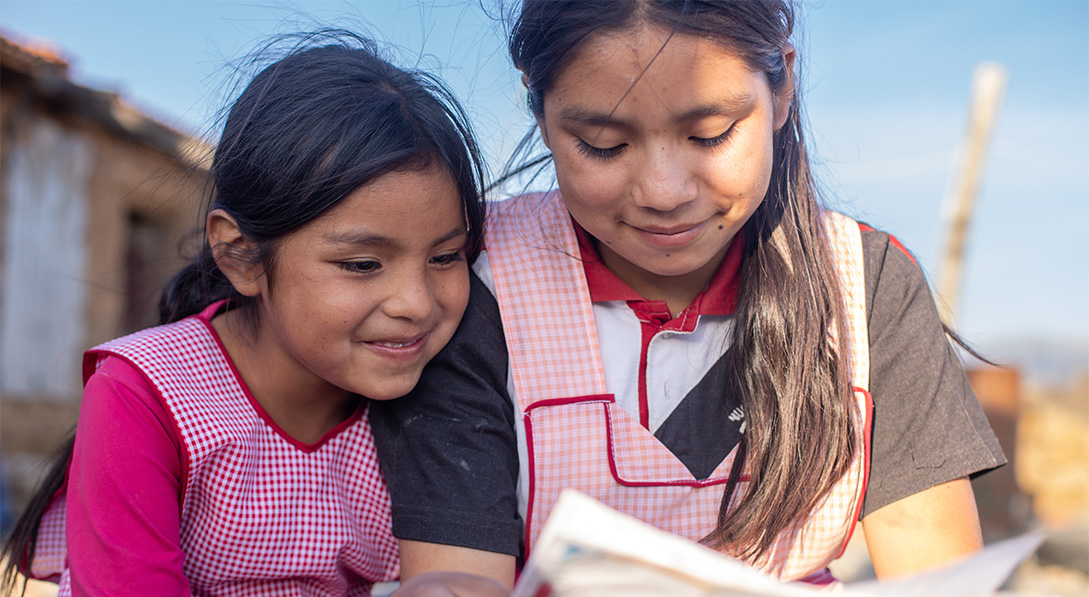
[0,32,211,512]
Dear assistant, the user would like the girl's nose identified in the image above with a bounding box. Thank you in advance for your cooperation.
[632,146,697,212]
[384,268,436,321]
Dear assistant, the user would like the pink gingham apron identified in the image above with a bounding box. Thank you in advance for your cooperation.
[28,303,399,595]
[486,192,872,581]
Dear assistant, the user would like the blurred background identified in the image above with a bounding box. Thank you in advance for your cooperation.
[0,1,1085,594]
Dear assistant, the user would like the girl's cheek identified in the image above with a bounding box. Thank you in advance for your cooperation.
[565,160,626,190]
[565,179,618,210]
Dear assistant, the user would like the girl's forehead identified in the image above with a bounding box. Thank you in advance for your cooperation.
[546,28,767,118]
[555,27,754,87]
[287,165,463,244]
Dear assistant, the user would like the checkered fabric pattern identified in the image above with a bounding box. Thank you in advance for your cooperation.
[825,210,871,392]
[33,312,399,595]
[486,193,871,581]
[25,491,66,581]
[487,192,609,405]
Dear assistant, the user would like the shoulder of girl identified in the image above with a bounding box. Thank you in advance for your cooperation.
[85,353,157,395]
[857,222,918,268]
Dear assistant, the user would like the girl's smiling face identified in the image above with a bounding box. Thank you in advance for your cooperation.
[537,27,793,307]
[248,164,469,402]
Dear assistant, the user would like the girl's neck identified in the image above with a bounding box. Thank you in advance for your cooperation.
[211,308,359,445]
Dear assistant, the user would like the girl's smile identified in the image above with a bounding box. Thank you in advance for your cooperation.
[363,333,428,359]
[630,218,710,249]
[536,26,793,312]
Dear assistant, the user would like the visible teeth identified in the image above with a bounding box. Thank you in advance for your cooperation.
[378,341,411,348]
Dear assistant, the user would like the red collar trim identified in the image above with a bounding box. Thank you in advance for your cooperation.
[575,220,743,321]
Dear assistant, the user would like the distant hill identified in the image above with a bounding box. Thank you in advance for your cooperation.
[965,337,1089,387]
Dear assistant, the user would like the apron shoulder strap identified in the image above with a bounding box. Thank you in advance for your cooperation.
[486,192,608,409]
[821,210,870,391]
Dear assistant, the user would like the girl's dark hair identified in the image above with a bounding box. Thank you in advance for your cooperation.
[161,33,487,324]
[2,32,486,593]
[509,0,857,562]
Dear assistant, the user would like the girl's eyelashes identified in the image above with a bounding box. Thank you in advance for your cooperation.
[336,249,464,275]
[430,250,466,267]
[339,260,382,274]
[575,138,625,161]
[691,125,735,149]
[573,125,735,160]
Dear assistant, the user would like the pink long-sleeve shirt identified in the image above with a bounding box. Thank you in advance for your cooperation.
[67,354,190,595]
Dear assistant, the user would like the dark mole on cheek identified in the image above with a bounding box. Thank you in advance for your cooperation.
[718,225,724,230]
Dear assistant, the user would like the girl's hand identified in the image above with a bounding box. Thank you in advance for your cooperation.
[392,571,509,597]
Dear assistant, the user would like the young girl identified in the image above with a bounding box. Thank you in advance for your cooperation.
[2,36,486,596]
[371,0,1006,592]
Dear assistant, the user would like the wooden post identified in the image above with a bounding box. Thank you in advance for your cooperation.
[937,62,1007,326]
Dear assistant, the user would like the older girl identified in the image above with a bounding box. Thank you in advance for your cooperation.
[372,1,1005,592]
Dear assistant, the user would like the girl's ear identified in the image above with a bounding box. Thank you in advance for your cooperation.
[207,209,263,297]
[523,73,552,149]
[773,43,796,131]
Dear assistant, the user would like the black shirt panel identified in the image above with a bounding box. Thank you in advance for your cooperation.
[654,353,742,480]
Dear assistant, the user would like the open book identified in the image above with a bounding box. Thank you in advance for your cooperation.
[512,490,1043,597]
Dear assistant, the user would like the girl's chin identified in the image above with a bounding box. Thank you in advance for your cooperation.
[355,372,425,402]
[623,254,722,280]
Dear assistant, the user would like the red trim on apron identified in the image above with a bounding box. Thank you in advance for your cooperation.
[838,387,875,558]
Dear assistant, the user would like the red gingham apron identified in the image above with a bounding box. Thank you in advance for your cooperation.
[27,305,400,595]
[486,192,872,581]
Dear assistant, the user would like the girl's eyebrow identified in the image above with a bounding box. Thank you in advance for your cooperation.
[327,225,467,248]
[557,93,754,127]
[430,225,469,246]
[557,106,622,127]
[677,93,754,122]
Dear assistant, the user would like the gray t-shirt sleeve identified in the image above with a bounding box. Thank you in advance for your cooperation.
[860,228,1006,517]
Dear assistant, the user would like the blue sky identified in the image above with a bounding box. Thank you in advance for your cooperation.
[2,1,1087,377]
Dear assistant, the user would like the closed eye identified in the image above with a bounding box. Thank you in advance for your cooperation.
[575,138,625,161]
[691,126,734,149]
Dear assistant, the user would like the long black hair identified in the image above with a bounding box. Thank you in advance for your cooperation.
[508,0,857,562]
[2,32,486,593]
